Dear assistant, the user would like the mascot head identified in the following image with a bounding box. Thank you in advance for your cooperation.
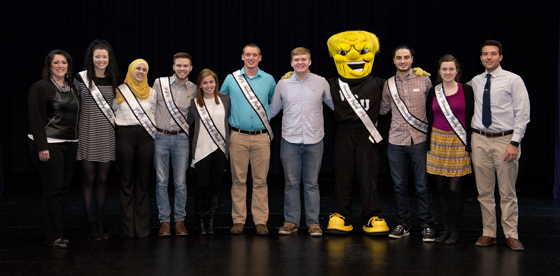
[327,30,380,79]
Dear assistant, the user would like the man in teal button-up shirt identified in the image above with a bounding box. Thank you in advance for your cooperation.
[220,43,276,235]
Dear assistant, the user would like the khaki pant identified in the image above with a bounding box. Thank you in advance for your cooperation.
[229,131,270,225]
[471,132,520,239]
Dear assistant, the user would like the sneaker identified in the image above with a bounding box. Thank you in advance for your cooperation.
[363,216,390,236]
[422,227,435,243]
[326,213,353,235]
[388,225,410,239]
[278,222,298,235]
[308,224,323,237]
[48,238,68,249]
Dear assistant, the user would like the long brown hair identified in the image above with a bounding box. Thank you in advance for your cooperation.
[83,40,119,96]
[196,69,220,106]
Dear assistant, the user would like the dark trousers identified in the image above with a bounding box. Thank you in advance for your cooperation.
[116,126,154,238]
[29,140,78,240]
[387,141,434,229]
[332,127,382,222]
[195,149,227,211]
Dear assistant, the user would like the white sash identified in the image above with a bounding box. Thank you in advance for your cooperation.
[387,77,428,134]
[434,84,467,146]
[337,79,383,144]
[78,70,115,127]
[117,83,157,139]
[158,77,190,135]
[196,101,227,157]
[232,70,274,141]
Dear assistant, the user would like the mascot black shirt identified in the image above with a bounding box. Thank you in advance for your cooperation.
[328,75,386,126]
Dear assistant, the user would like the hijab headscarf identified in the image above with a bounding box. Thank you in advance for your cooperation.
[116,59,150,104]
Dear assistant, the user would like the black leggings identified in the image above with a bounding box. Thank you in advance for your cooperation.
[435,175,463,239]
[81,160,112,222]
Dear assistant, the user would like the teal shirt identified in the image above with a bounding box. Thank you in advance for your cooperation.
[220,67,276,130]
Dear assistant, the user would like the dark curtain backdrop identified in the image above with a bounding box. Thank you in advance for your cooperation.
[556,4,560,200]
[1,0,558,193]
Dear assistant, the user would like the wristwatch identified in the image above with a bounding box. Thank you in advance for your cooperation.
[510,141,520,147]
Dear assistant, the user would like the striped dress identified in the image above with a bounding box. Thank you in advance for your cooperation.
[74,74,116,162]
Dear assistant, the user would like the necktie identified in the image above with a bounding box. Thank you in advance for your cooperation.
[482,74,492,128]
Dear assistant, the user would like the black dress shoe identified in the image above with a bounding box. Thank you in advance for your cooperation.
[445,236,460,245]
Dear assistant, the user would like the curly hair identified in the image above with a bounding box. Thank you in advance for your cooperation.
[83,40,119,96]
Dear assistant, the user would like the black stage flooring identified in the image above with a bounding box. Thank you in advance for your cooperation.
[1,172,559,276]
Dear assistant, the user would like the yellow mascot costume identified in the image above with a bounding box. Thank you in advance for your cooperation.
[325,30,390,235]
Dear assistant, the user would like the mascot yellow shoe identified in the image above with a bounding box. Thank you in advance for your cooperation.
[363,216,390,236]
[326,213,353,235]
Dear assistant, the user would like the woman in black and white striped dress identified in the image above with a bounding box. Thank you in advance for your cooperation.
[73,40,119,240]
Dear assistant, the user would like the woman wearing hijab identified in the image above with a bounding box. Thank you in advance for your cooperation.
[188,69,230,235]
[74,40,119,240]
[426,54,474,245]
[28,50,79,248]
[113,59,157,238]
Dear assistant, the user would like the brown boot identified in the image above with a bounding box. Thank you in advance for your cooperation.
[230,223,244,235]
[175,221,188,236]
[158,222,171,237]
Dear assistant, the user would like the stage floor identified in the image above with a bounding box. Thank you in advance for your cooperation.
[1,172,559,276]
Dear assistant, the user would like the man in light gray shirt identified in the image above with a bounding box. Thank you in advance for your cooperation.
[270,47,334,236]
[469,40,530,251]
[152,52,196,237]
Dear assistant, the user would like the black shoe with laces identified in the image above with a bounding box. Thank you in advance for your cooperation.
[388,225,410,239]
[422,227,435,243]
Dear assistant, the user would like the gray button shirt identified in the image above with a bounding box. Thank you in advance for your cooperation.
[153,75,197,130]
[270,72,334,144]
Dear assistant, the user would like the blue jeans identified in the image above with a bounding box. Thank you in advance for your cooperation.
[280,139,323,227]
[154,132,189,222]
[387,141,434,229]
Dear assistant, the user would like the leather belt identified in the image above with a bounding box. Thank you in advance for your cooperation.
[156,128,185,135]
[473,129,513,138]
[231,127,268,135]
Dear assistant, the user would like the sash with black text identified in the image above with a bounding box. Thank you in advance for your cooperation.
[338,79,383,144]
[117,83,157,139]
[387,76,428,134]
[79,70,115,127]
[232,70,274,141]
[434,84,467,146]
[158,76,190,135]
[196,101,227,156]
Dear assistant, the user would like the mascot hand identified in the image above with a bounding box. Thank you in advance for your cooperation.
[281,71,293,80]
[413,67,431,77]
